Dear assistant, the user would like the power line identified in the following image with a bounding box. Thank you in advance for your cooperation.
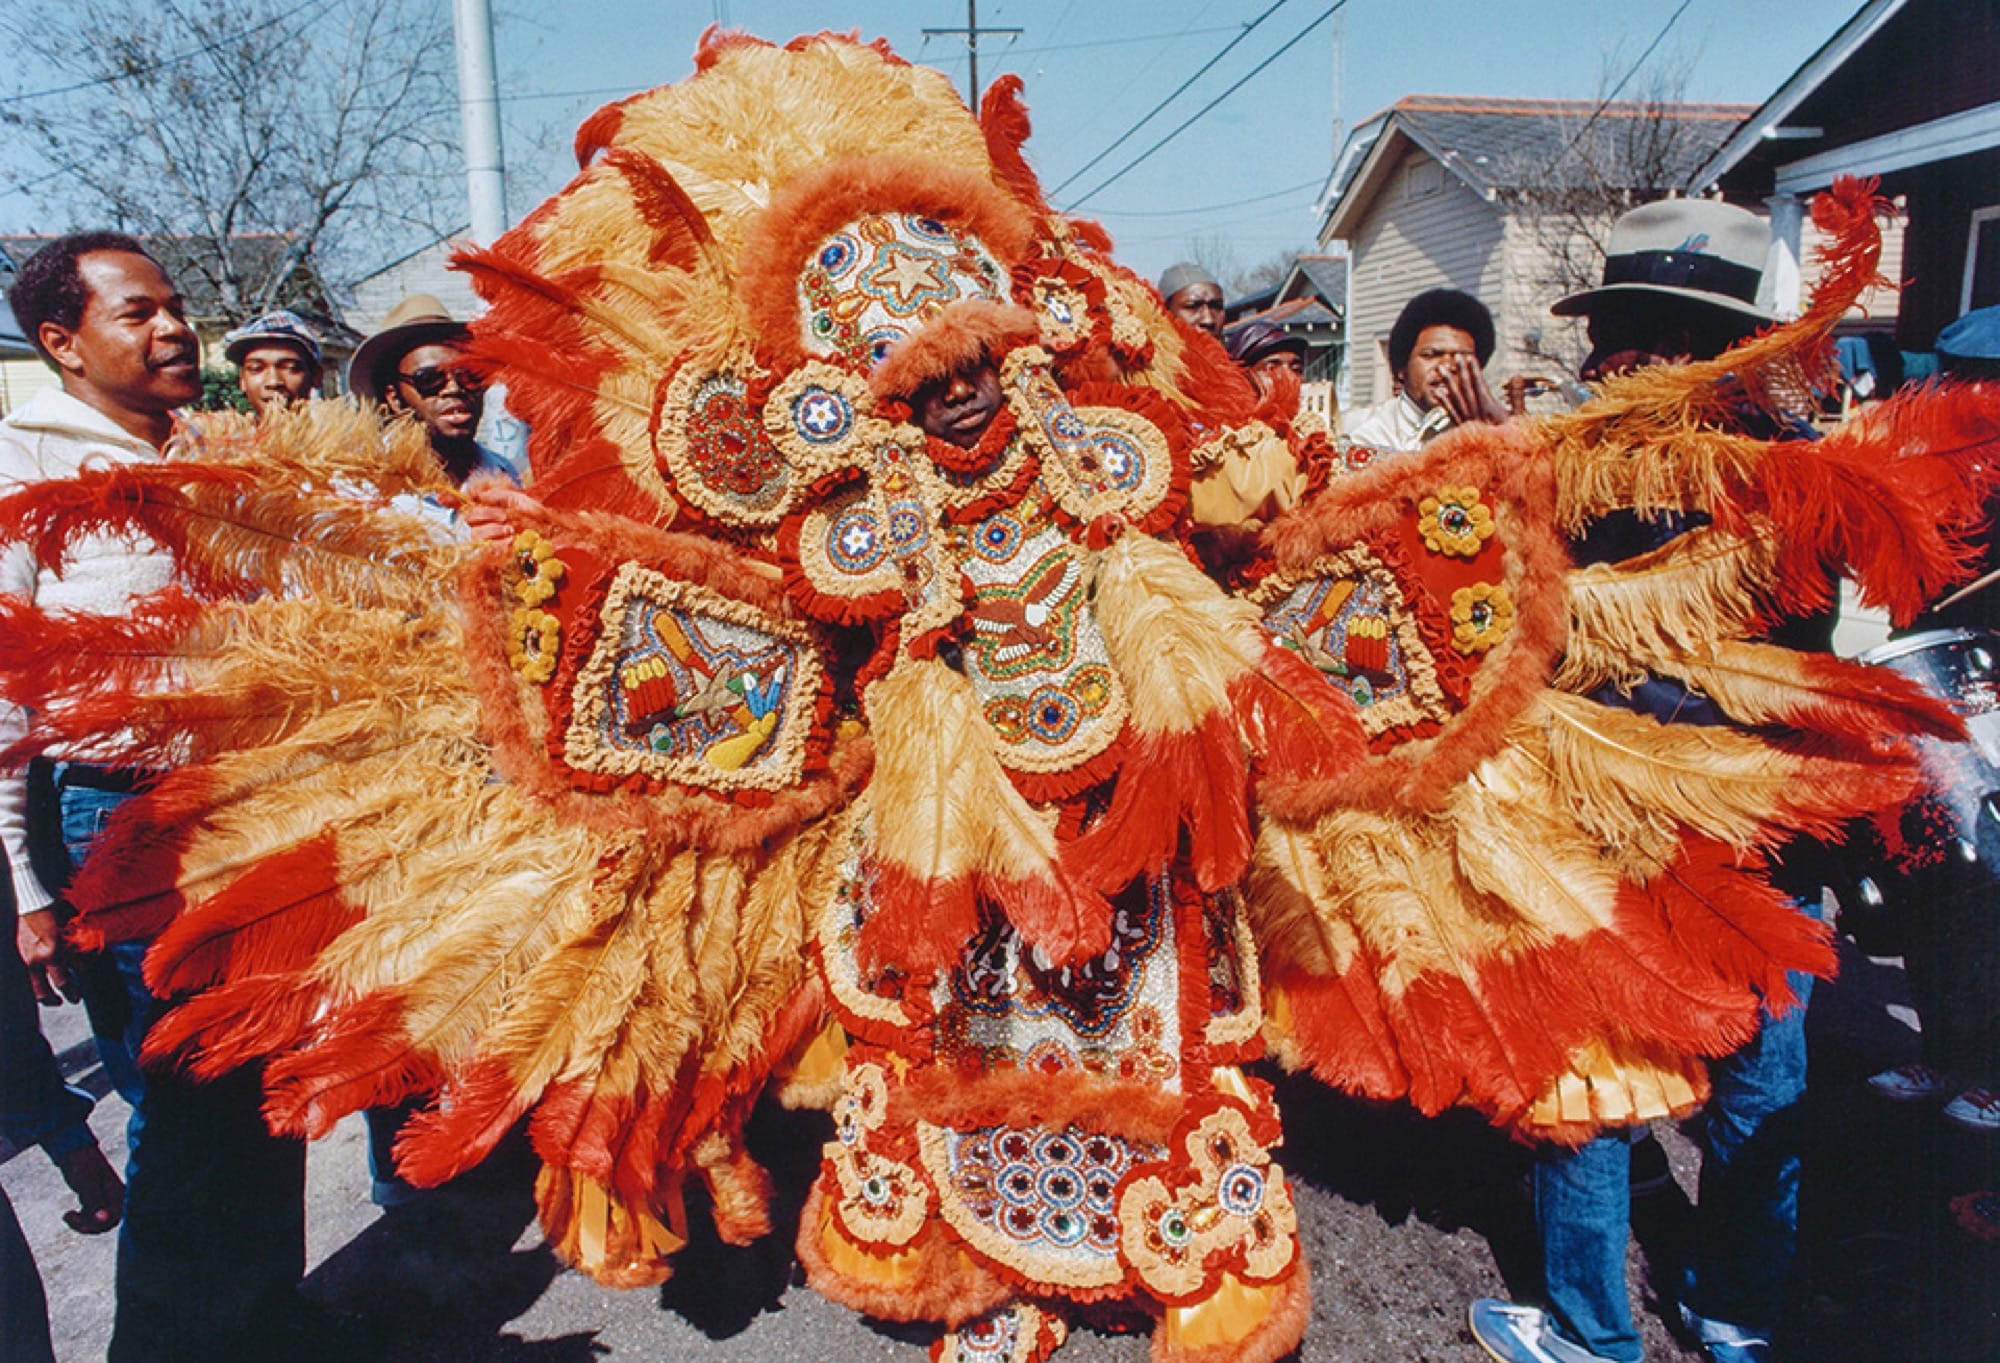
[926,24,1243,68]
[1048,0,1291,199]
[1063,3,1343,212]
[1097,178,1321,218]
[1,0,336,107]
[268,25,1252,122]
[1552,0,1696,166]
[922,1,1022,115]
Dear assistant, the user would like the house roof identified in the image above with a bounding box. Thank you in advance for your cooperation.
[1241,295,1340,330]
[1319,95,1755,240]
[1693,0,1999,197]
[0,233,349,340]
[1279,254,1347,312]
[1691,0,1907,190]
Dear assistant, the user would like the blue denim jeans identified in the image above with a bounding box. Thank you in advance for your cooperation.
[54,771,310,1363]
[1535,972,1813,1361]
[57,780,148,1108]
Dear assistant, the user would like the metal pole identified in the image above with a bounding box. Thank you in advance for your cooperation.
[967,0,979,114]
[452,0,508,245]
[923,0,1019,118]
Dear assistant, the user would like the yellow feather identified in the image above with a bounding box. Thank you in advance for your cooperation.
[1536,689,1895,852]
[1545,402,1771,534]
[863,656,1060,883]
[1556,526,1775,692]
[189,399,444,496]
[1446,745,1624,943]
[1091,532,1264,736]
[1246,816,1358,977]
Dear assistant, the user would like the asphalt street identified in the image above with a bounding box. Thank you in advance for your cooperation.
[5,935,1994,1362]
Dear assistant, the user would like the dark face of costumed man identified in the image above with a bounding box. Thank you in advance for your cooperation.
[912,359,1004,449]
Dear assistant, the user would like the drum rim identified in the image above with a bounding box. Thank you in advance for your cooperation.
[1858,627,2000,666]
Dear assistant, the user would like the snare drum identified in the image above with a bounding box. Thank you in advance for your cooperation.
[1830,629,2000,949]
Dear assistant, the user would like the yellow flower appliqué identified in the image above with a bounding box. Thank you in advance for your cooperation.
[1450,581,1514,653]
[1418,486,1495,558]
[508,606,561,683]
[512,530,567,606]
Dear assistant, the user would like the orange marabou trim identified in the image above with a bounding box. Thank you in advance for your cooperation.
[869,299,1043,402]
[979,74,1052,213]
[1154,1265,1311,1363]
[891,1064,1189,1146]
[796,1182,1015,1326]
[737,154,1039,377]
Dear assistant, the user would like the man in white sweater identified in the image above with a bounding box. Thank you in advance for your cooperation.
[2,234,339,1363]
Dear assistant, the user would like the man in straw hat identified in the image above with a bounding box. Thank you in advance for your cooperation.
[1472,198,1819,1363]
[349,294,515,489]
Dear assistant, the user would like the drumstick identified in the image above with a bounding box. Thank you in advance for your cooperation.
[1931,566,2000,611]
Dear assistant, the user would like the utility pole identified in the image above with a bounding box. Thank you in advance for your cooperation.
[451,0,508,244]
[922,0,1021,117]
[1329,9,1345,165]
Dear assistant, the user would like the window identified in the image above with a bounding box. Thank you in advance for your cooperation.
[1963,206,2000,314]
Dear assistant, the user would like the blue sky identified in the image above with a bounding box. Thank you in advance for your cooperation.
[5,0,1866,286]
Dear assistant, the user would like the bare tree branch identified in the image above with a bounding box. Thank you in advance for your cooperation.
[3,0,460,325]
[1495,58,1713,373]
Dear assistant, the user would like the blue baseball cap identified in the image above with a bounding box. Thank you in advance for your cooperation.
[223,310,323,367]
[1937,306,2000,362]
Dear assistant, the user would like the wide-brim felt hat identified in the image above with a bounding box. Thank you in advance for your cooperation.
[1552,198,1774,322]
[347,294,471,402]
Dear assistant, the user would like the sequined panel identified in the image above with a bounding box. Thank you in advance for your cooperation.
[919,1119,1163,1291]
[1253,546,1451,739]
[954,497,1127,776]
[936,877,1179,1085]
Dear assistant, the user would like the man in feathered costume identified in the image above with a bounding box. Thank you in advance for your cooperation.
[2,32,1997,1363]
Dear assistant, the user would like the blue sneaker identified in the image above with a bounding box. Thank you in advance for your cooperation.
[1678,1301,1773,1362]
[1468,1300,1622,1363]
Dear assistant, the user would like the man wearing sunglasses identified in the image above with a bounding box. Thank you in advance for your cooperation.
[348,294,522,1206]
[348,293,515,489]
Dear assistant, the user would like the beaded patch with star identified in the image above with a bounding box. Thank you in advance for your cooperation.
[788,431,957,639]
[798,213,1010,369]
[1002,351,1173,529]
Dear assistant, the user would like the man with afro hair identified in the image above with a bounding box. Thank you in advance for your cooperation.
[1343,287,1509,452]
